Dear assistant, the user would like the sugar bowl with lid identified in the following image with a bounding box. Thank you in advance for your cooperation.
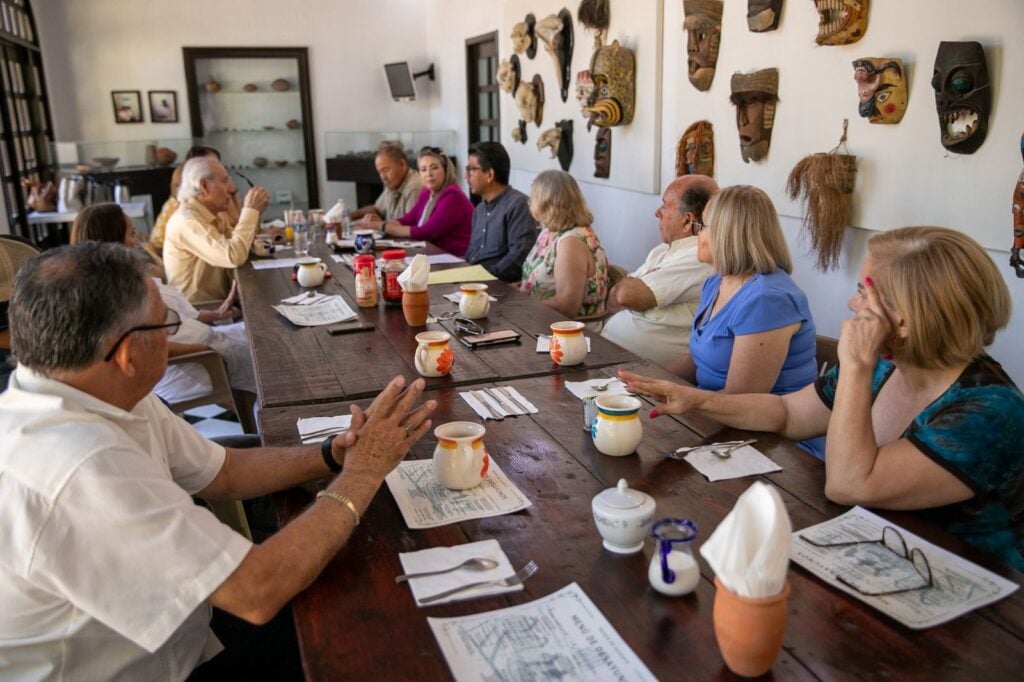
[591,479,656,555]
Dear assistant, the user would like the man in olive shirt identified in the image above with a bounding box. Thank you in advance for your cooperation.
[350,141,423,223]
[464,142,538,282]
[164,157,270,303]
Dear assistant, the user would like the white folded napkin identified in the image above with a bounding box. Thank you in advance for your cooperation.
[281,291,329,305]
[563,377,627,401]
[536,335,591,353]
[685,445,782,482]
[398,253,429,292]
[442,291,498,303]
[460,387,538,419]
[323,199,346,223]
[261,218,286,228]
[700,481,792,598]
[399,539,520,606]
[296,414,352,444]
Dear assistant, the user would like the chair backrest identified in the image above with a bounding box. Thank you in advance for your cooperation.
[166,349,256,433]
[815,334,839,377]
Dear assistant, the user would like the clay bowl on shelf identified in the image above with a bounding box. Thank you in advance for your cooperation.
[243,83,258,92]
[253,157,269,168]
[90,156,119,169]
[155,148,178,167]
[275,160,288,167]
[263,125,275,130]
[271,78,291,91]
[286,119,301,129]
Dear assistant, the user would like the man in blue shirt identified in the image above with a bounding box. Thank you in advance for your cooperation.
[464,142,539,282]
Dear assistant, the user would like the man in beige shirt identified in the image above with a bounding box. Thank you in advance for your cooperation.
[350,141,423,223]
[164,157,270,303]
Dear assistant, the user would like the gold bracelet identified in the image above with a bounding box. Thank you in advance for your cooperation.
[316,490,360,525]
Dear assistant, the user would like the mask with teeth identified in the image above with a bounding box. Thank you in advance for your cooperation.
[1011,133,1024,278]
[931,41,990,155]
[852,58,906,124]
[813,0,868,46]
[730,69,779,163]
[683,0,723,92]
[748,0,783,32]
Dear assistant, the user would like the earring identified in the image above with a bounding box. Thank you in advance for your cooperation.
[889,334,906,355]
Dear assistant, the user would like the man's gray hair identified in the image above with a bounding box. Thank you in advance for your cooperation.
[376,140,408,165]
[9,242,151,376]
[177,155,218,202]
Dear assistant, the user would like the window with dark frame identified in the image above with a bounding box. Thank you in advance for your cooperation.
[466,32,499,145]
[0,0,53,240]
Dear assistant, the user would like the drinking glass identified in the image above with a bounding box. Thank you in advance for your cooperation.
[294,228,310,257]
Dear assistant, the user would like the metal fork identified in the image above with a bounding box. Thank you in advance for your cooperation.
[418,561,538,604]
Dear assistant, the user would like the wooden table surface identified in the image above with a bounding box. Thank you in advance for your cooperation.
[236,242,635,408]
[258,360,1024,681]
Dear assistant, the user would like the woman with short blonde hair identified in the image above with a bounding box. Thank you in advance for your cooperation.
[520,170,609,318]
[669,185,818,418]
[622,226,1024,570]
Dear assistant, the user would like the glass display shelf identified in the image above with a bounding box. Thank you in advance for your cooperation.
[50,138,195,173]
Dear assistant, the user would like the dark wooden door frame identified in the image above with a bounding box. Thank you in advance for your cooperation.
[465,31,499,146]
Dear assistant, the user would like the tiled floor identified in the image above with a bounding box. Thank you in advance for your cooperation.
[182,404,244,439]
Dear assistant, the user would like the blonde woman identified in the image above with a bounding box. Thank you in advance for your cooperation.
[520,170,609,318]
[668,185,817,396]
[622,227,1024,570]
[368,147,472,257]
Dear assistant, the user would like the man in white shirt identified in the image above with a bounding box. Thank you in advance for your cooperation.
[601,175,718,367]
[350,141,423,223]
[0,242,436,679]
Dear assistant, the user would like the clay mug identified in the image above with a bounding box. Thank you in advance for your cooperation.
[713,577,791,677]
[549,321,587,366]
[432,421,490,490]
[402,289,430,326]
[354,229,376,254]
[295,257,327,287]
[414,331,454,377]
[591,394,643,456]
[458,283,491,319]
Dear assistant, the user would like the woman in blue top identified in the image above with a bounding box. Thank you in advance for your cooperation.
[621,227,1024,571]
[668,184,818,395]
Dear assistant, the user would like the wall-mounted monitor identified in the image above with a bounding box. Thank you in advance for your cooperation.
[384,62,416,101]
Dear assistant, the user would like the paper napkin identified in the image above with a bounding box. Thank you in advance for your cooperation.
[399,539,521,606]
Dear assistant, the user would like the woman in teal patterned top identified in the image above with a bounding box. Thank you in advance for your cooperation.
[620,227,1024,570]
[520,170,609,318]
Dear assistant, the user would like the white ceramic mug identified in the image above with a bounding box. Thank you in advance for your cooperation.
[432,421,489,489]
[458,283,491,319]
[414,331,454,377]
[549,321,587,366]
[591,394,643,456]
[296,257,327,287]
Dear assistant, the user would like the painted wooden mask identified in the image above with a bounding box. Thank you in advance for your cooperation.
[585,41,636,129]
[575,70,594,119]
[594,129,611,178]
[730,69,778,163]
[813,0,868,46]
[676,121,714,177]
[1011,133,1024,278]
[748,0,783,32]
[683,0,723,92]
[852,58,906,125]
[932,41,991,155]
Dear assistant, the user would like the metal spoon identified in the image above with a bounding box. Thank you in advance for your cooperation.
[591,379,619,392]
[670,439,757,459]
[394,557,500,583]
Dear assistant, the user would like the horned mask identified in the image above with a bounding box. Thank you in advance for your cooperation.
[683,0,722,92]
[730,69,779,163]
[932,41,991,155]
[813,0,868,46]
[584,40,636,129]
[676,121,714,178]
[852,58,906,125]
[748,0,783,32]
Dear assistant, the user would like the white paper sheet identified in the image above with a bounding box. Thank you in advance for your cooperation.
[791,507,1019,629]
[428,583,657,682]
[251,257,304,270]
[426,253,466,265]
[399,539,521,606]
[272,295,357,326]
[684,445,782,482]
[385,459,532,529]
[536,335,591,353]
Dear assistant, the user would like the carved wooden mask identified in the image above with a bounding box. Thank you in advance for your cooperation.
[748,0,783,32]
[683,0,723,91]
[676,121,714,177]
[852,58,906,124]
[594,129,611,178]
[813,0,868,46]
[730,69,779,163]
[575,70,594,119]
[1012,132,1024,278]
[932,41,991,154]
[585,41,636,128]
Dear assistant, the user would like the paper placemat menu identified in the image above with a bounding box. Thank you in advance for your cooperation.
[385,459,532,529]
[428,583,656,681]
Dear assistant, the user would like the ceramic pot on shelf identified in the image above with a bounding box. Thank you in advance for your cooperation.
[712,577,791,677]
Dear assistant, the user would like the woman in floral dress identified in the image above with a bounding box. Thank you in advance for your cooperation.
[520,170,609,318]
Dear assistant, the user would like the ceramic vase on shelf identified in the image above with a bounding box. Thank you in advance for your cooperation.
[712,577,791,677]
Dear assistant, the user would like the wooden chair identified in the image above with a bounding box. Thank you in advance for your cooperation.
[815,334,839,377]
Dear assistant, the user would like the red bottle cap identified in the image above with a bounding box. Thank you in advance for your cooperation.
[381,249,406,260]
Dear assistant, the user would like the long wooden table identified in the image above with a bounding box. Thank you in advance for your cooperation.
[236,243,635,408]
[258,360,1024,680]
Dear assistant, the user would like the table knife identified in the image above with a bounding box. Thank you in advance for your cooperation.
[486,387,519,415]
[473,390,504,420]
[497,386,531,414]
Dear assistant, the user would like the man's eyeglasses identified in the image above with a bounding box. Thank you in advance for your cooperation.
[800,525,934,597]
[104,308,182,362]
[691,219,705,236]
[465,165,484,174]
[435,312,484,335]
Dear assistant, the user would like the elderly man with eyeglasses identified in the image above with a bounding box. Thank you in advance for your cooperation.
[0,242,436,679]
[601,174,718,367]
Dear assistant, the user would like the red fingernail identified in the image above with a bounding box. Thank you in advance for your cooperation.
[649,409,659,418]
[865,277,874,287]
[883,354,893,360]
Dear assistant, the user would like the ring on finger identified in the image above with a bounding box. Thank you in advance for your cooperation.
[403,422,415,437]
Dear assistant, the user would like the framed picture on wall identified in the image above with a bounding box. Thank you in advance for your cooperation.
[111,90,143,123]
[148,90,178,123]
